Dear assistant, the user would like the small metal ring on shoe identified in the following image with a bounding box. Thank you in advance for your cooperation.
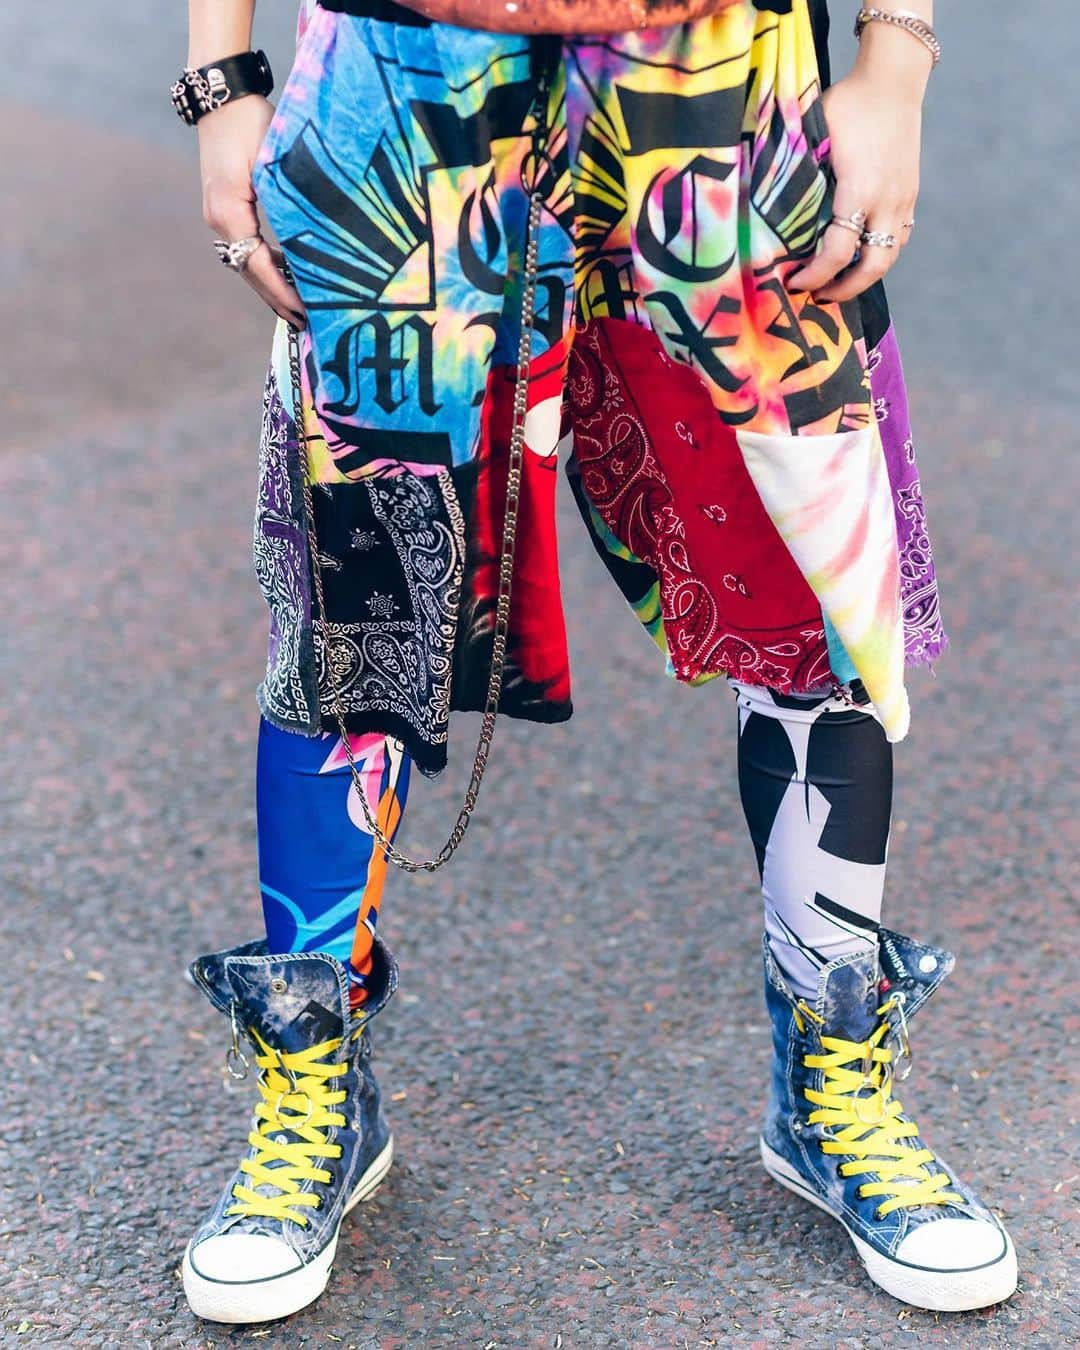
[853,1089,889,1126]
[213,234,263,272]
[273,1091,315,1127]
[225,1045,251,1080]
[226,1000,251,1079]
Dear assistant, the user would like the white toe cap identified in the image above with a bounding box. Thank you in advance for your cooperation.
[896,1216,1009,1272]
[189,1232,300,1283]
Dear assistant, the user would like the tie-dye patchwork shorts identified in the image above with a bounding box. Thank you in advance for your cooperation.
[250,0,946,774]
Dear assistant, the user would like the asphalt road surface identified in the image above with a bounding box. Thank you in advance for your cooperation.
[2,3,1077,1347]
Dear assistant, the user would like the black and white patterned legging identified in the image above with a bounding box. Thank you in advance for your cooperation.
[733,680,893,1002]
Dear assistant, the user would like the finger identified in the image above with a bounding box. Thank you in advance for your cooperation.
[898,213,917,248]
[242,242,307,327]
[788,206,864,293]
[264,244,305,298]
[815,230,899,303]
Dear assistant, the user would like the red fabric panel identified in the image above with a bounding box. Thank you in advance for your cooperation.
[568,319,832,693]
[471,336,573,708]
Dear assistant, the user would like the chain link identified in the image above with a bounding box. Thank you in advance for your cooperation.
[284,73,552,874]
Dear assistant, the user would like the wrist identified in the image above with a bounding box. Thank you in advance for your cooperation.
[195,91,270,139]
[852,24,933,101]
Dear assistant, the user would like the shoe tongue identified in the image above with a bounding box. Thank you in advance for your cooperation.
[227,956,347,1056]
[818,954,880,1042]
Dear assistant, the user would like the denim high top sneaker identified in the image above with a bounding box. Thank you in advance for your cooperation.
[759,929,1017,1311]
[181,937,398,1324]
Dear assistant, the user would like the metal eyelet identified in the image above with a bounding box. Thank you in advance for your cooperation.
[270,977,287,994]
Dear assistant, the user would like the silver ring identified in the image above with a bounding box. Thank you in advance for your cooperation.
[829,209,868,236]
[213,234,262,272]
[860,229,897,249]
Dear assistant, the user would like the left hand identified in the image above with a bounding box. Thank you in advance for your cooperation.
[788,70,924,302]
[197,95,307,327]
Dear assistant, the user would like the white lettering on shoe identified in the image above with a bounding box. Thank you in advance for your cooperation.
[881,935,909,980]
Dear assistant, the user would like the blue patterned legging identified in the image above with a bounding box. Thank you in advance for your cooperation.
[256,717,411,1008]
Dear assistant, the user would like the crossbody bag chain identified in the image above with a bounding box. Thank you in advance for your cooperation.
[285,62,552,873]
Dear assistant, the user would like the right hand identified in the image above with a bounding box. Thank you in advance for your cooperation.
[197,95,306,327]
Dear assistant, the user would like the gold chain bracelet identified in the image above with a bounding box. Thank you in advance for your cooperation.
[854,8,942,67]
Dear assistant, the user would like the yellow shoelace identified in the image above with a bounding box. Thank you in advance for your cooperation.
[226,1031,350,1227]
[794,998,965,1219]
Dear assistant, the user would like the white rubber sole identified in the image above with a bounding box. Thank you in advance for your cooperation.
[183,1135,394,1325]
[760,1138,1018,1312]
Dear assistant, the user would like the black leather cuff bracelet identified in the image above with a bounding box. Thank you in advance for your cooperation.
[171,50,274,127]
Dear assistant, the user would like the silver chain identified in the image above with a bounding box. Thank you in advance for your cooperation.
[284,78,551,874]
[853,8,941,66]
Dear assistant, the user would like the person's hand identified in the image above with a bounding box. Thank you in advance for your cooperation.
[788,68,925,303]
[197,95,306,327]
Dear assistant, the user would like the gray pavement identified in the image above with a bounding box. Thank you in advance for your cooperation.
[2,3,1077,1347]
